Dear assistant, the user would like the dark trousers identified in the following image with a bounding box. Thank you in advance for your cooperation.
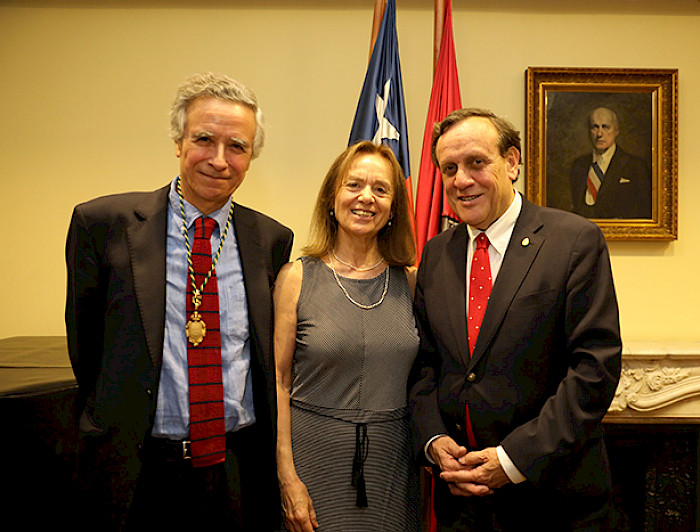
[127,424,280,531]
[434,481,613,532]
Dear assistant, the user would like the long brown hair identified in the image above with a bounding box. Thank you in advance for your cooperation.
[302,141,415,266]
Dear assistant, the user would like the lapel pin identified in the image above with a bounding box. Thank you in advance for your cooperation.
[521,237,530,247]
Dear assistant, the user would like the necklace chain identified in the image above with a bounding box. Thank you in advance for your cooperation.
[331,249,384,272]
[328,253,389,310]
[177,176,234,303]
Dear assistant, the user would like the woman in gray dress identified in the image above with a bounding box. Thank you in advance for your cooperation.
[274,141,420,532]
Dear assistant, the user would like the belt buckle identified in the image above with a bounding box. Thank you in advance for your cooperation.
[182,440,192,460]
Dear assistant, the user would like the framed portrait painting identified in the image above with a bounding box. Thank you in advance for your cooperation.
[526,67,678,240]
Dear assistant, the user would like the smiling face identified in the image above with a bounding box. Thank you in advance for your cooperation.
[435,117,519,230]
[589,107,619,155]
[175,97,257,214]
[333,153,394,242]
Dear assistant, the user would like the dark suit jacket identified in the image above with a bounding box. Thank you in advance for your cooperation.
[570,146,652,219]
[408,196,621,527]
[65,184,293,527]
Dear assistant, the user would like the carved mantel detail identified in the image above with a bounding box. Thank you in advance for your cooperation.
[605,342,700,423]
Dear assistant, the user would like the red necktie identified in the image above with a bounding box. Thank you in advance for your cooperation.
[187,216,226,467]
[465,232,492,448]
[468,233,492,355]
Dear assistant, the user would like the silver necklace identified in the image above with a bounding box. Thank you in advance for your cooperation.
[331,249,384,272]
[328,253,389,310]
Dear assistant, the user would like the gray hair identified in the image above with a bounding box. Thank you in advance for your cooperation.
[169,72,265,158]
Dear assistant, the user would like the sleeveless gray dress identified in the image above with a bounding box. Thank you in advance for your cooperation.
[288,256,420,532]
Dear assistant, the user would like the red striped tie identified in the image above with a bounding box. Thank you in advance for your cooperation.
[187,216,226,467]
[465,232,492,448]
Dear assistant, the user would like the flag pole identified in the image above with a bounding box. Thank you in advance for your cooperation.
[433,0,445,74]
[370,0,387,62]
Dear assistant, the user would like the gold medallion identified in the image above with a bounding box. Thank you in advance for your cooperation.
[186,311,207,346]
[176,176,234,350]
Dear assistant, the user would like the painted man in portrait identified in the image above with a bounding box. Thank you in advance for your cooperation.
[570,106,652,219]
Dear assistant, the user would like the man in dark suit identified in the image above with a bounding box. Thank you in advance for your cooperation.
[408,108,621,531]
[65,73,293,531]
[570,106,652,219]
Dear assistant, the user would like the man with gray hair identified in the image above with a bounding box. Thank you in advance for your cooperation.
[570,106,652,219]
[66,73,293,530]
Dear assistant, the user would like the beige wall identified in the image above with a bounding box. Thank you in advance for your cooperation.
[1,1,699,343]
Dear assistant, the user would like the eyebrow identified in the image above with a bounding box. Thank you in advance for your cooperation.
[190,131,250,148]
[190,130,214,139]
[230,137,250,148]
[345,174,393,188]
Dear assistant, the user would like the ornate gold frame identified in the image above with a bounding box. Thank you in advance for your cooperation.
[526,67,678,240]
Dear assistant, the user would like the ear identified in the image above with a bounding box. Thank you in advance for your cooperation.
[504,147,520,182]
[175,141,182,158]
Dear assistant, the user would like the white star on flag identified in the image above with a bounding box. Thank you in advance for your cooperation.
[372,78,399,144]
[348,0,411,202]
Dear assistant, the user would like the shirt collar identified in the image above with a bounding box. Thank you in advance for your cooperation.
[594,143,617,167]
[168,177,234,233]
[466,190,522,257]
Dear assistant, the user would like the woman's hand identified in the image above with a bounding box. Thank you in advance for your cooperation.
[280,478,319,532]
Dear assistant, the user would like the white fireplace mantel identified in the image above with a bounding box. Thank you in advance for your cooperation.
[605,342,700,424]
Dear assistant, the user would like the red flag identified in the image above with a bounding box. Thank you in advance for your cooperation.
[416,4,462,531]
[414,0,461,264]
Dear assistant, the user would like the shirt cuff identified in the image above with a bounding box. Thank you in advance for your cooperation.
[424,434,447,464]
[496,445,526,484]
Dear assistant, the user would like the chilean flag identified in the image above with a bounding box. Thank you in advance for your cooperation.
[349,0,414,218]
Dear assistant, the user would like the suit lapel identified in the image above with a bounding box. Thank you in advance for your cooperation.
[233,205,269,366]
[441,225,470,366]
[598,147,633,199]
[470,198,544,367]
[126,186,169,369]
[577,156,594,200]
